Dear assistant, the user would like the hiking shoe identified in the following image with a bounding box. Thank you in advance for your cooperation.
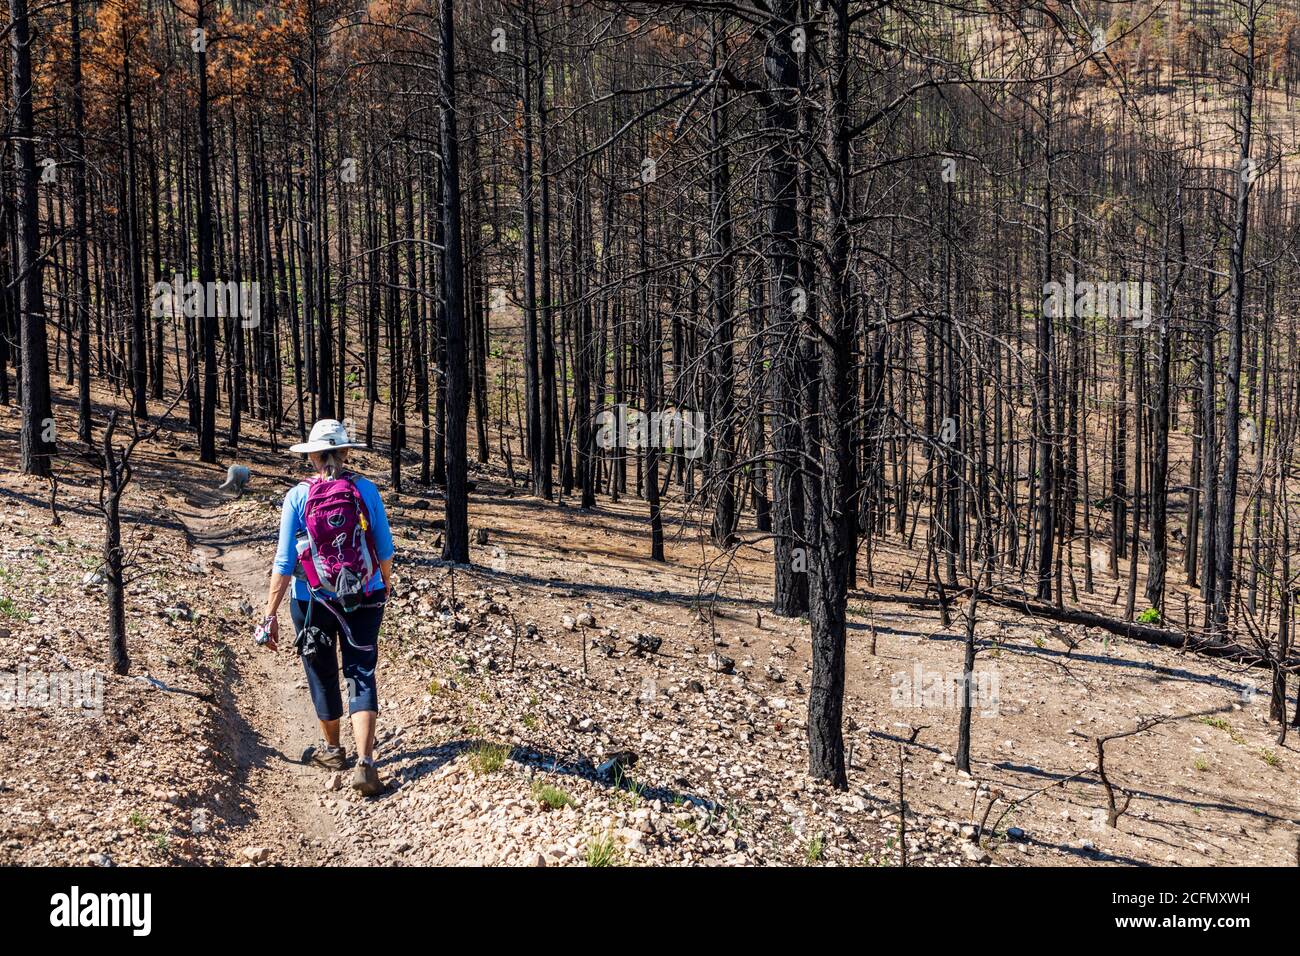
[306,743,348,771]
[352,758,385,796]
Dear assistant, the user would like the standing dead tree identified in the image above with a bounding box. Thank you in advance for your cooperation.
[91,387,187,675]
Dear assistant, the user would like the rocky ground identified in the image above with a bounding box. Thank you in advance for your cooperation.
[2,386,1298,867]
[0,410,244,865]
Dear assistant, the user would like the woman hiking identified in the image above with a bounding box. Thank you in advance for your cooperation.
[256,419,395,796]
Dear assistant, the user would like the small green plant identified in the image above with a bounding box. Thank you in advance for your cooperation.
[805,832,826,864]
[521,713,538,730]
[1193,756,1209,772]
[613,773,646,803]
[153,834,170,853]
[128,811,149,831]
[1260,749,1280,768]
[1198,715,1245,744]
[675,815,698,833]
[584,831,620,867]
[865,839,898,867]
[531,780,575,810]
[1137,607,1161,625]
[467,741,510,775]
[0,596,28,621]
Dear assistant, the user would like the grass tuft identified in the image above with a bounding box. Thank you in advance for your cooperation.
[467,741,511,775]
[584,830,620,867]
[805,831,826,864]
[1198,715,1245,745]
[531,780,575,810]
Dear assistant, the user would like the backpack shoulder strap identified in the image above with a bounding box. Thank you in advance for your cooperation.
[345,474,375,532]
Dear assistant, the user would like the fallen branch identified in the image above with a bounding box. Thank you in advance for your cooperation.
[853,587,1281,669]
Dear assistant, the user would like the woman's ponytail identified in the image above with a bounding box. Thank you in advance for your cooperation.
[320,449,343,480]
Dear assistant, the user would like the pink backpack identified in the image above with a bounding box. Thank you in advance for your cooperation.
[294,474,379,606]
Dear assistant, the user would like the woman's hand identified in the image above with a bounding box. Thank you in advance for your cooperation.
[255,614,279,650]
[264,571,291,649]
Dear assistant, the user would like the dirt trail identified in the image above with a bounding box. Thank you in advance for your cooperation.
[169,488,336,864]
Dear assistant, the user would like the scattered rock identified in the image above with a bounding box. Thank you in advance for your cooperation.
[163,603,194,622]
[707,651,735,674]
[628,633,661,654]
[961,842,991,864]
[597,751,639,780]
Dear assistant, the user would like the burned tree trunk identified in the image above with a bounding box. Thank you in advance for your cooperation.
[101,413,129,675]
[439,0,470,564]
[11,0,54,476]
[764,0,808,617]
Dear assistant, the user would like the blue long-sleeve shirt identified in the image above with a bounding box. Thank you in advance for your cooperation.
[274,474,395,601]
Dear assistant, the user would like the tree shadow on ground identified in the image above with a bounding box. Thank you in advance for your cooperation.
[379,737,719,810]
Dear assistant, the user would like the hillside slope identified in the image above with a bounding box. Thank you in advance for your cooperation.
[1,382,1297,866]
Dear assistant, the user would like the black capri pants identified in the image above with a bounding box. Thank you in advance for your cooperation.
[289,592,385,721]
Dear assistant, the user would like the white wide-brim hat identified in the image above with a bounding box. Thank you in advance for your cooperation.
[289,419,367,454]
